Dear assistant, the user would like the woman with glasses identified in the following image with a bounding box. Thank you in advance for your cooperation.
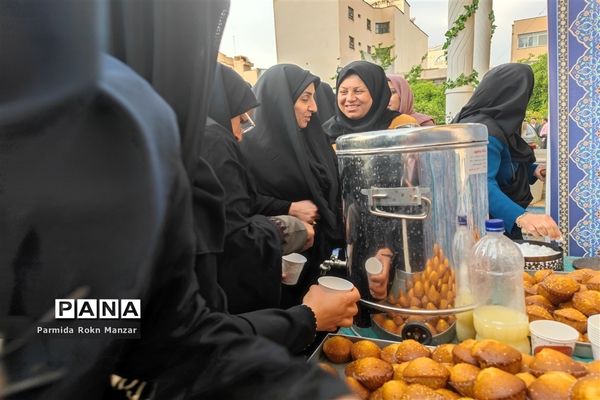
[241,64,345,309]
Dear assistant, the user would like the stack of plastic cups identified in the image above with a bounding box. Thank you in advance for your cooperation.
[589,314,600,360]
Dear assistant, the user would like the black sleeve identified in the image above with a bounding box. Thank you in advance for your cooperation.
[117,164,349,400]
[254,193,292,216]
[235,305,317,355]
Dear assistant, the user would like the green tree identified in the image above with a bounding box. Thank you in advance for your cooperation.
[360,43,397,72]
[524,53,548,119]
[409,80,446,125]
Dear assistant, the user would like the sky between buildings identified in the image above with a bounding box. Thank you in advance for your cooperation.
[220,0,547,70]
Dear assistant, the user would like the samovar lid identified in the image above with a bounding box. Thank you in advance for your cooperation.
[335,123,488,154]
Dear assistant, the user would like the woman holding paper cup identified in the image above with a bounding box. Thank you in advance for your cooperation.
[241,64,345,308]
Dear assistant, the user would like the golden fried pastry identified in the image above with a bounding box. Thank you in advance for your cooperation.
[323,335,353,363]
[553,307,588,333]
[568,374,600,400]
[381,380,408,400]
[585,273,600,291]
[579,333,589,342]
[394,339,431,362]
[392,362,410,381]
[569,268,595,284]
[514,372,536,387]
[539,275,579,305]
[529,348,587,378]
[527,304,554,322]
[346,377,370,400]
[471,339,522,374]
[400,384,445,400]
[352,340,382,360]
[452,339,478,366]
[350,357,394,391]
[572,290,600,316]
[449,363,480,398]
[586,360,600,375]
[381,343,401,364]
[473,367,526,400]
[402,357,449,390]
[432,343,456,364]
[521,353,534,373]
[534,269,554,283]
[318,362,338,377]
[435,388,461,400]
[523,272,536,286]
[525,283,540,296]
[369,387,384,400]
[527,371,576,400]
[525,295,555,311]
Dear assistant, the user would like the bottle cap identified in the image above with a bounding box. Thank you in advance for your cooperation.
[485,219,504,232]
[457,215,468,225]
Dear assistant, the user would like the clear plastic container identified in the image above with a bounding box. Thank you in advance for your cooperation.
[453,215,477,341]
[470,219,529,353]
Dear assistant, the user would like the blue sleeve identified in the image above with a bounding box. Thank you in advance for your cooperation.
[488,137,526,233]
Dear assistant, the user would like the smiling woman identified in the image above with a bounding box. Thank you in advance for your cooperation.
[322,61,402,142]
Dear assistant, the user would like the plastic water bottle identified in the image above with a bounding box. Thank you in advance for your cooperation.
[452,215,476,341]
[471,219,530,353]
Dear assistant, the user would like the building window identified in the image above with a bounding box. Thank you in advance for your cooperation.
[349,36,355,50]
[367,45,372,54]
[367,18,371,31]
[518,31,548,48]
[375,22,390,34]
[348,6,354,21]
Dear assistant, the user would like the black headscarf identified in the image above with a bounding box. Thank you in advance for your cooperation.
[208,64,259,132]
[315,81,336,123]
[452,63,536,207]
[241,64,340,234]
[322,61,399,140]
[108,0,229,175]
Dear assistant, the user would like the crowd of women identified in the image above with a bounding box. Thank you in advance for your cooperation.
[1,0,560,398]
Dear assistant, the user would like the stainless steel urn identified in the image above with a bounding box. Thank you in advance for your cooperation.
[336,124,489,342]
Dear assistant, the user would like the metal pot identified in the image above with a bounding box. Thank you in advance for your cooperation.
[336,124,489,338]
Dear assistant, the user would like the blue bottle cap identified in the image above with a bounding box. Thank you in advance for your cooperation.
[485,219,505,232]
[457,215,468,225]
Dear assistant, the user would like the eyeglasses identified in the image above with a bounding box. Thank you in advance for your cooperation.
[240,113,255,134]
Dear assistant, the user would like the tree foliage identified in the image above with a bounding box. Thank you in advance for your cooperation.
[360,43,397,72]
[524,53,548,119]
[409,80,447,125]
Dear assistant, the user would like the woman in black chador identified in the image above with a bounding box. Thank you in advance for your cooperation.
[202,64,313,313]
[241,64,344,308]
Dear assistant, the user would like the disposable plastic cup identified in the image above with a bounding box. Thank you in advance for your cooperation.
[365,257,383,278]
[281,253,307,285]
[529,320,579,356]
[589,314,600,360]
[318,276,354,293]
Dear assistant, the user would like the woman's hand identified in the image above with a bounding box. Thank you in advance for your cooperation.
[289,200,319,225]
[302,285,360,331]
[368,248,393,300]
[534,165,546,181]
[300,221,315,251]
[517,213,561,239]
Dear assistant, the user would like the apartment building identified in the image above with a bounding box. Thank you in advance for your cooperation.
[273,0,428,84]
[217,52,263,85]
[511,16,548,62]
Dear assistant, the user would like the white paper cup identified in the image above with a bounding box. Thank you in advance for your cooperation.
[281,253,307,285]
[529,320,579,356]
[589,314,600,360]
[365,257,383,277]
[318,276,354,293]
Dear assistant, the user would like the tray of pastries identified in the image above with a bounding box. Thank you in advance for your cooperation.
[524,269,600,359]
[310,333,600,400]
